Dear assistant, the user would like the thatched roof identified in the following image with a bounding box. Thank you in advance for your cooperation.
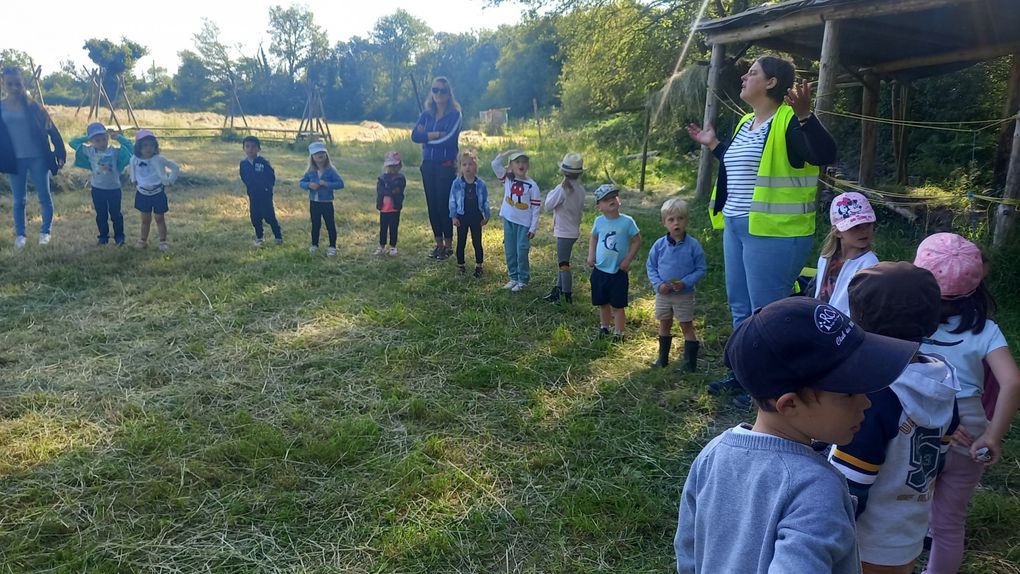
[696,0,1020,80]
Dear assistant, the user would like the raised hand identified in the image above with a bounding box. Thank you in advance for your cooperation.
[785,80,813,120]
[686,123,719,150]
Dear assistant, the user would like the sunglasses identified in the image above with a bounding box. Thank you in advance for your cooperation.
[431,87,450,95]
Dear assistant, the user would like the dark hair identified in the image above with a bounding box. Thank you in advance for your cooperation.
[133,136,160,158]
[242,135,261,148]
[2,66,29,105]
[756,56,795,104]
[940,281,996,335]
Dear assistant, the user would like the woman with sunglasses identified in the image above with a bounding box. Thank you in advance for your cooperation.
[411,76,462,260]
[0,66,66,248]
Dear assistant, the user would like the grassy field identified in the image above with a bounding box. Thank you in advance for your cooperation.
[0,113,1018,573]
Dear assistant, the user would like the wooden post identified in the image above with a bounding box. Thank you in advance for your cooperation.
[696,43,725,200]
[814,19,841,118]
[994,112,1020,249]
[533,98,542,148]
[892,81,911,185]
[639,90,652,193]
[994,54,1020,187]
[858,73,879,186]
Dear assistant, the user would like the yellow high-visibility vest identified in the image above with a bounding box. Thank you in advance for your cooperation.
[709,104,818,237]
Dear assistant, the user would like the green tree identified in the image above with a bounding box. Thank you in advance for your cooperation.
[172,50,218,111]
[418,31,501,117]
[483,18,563,117]
[82,38,147,102]
[371,9,433,120]
[267,4,329,80]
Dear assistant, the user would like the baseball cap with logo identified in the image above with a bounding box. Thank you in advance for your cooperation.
[593,183,620,203]
[830,192,876,232]
[725,297,918,400]
[913,232,983,299]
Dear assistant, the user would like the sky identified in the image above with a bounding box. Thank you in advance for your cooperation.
[2,1,527,75]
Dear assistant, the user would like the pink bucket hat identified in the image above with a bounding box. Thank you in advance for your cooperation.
[830,192,876,232]
[134,129,156,142]
[913,232,983,299]
[383,150,402,167]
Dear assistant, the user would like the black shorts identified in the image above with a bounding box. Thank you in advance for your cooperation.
[135,191,168,214]
[590,268,629,308]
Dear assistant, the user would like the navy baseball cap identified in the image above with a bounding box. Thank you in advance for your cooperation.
[725,297,919,400]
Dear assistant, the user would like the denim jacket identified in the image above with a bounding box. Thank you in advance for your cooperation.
[300,166,344,202]
[448,176,490,219]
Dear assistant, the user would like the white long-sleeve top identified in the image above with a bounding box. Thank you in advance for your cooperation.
[130,155,180,194]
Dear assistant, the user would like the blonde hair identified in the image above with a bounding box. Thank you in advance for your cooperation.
[457,149,478,175]
[820,226,840,258]
[660,198,690,219]
[424,76,462,114]
[308,151,332,172]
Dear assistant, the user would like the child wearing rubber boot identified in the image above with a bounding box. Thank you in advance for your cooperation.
[646,198,706,370]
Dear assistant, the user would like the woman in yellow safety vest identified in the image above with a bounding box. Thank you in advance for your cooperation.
[686,55,836,402]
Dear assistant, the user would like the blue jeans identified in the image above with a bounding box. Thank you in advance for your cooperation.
[723,215,812,327]
[7,157,54,236]
[92,187,124,243]
[503,220,531,284]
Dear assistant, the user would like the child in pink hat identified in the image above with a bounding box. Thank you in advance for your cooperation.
[914,232,1020,574]
[375,150,406,256]
[813,192,879,314]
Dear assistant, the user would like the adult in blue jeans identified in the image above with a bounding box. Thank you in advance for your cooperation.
[411,76,462,261]
[0,67,65,249]
[686,55,836,406]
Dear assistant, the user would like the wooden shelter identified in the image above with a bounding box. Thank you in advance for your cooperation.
[693,0,1020,246]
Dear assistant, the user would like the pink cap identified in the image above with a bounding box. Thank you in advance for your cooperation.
[913,232,983,299]
[134,129,156,142]
[383,150,402,167]
[829,192,876,232]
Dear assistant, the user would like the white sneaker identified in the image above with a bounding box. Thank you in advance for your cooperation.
[158,241,170,252]
[38,233,51,245]
[309,245,318,253]
[14,235,26,249]
[511,282,528,292]
[373,246,384,255]
[503,280,518,290]
[388,247,397,256]
[255,238,265,247]
[327,247,337,257]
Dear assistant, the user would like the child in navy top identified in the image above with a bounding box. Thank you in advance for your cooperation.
[646,198,706,370]
[299,142,344,256]
[239,136,282,246]
[69,122,132,245]
[375,150,406,256]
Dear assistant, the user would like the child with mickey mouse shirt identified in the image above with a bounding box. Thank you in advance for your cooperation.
[492,149,541,292]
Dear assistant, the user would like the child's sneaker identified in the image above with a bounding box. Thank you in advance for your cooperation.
[309,245,318,253]
[274,237,284,245]
[255,238,265,247]
[597,326,611,338]
[14,235,26,249]
[502,280,518,290]
[511,282,528,292]
[38,233,51,245]
[327,247,337,257]
[458,264,466,275]
[115,239,125,247]
[158,241,170,252]
[429,246,441,259]
[473,266,483,279]
[135,239,147,249]
[373,246,384,255]
[388,247,397,256]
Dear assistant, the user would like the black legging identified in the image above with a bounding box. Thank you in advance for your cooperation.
[310,201,336,247]
[379,212,400,247]
[456,215,483,265]
[420,159,455,243]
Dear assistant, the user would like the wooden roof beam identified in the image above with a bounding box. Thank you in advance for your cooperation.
[867,42,1020,74]
[704,0,976,46]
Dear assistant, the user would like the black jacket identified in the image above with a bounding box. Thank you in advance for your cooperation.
[376,173,406,211]
[0,100,66,175]
[239,156,276,194]
[711,113,836,215]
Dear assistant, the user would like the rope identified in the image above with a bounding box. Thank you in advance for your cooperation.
[822,176,1020,208]
[817,109,1016,133]
[971,193,1020,207]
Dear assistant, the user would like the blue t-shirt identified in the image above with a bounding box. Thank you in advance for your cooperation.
[591,214,640,274]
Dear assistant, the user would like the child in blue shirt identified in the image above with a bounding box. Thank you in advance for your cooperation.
[586,184,641,339]
[299,142,344,256]
[69,122,132,245]
[646,198,706,370]
[239,136,282,246]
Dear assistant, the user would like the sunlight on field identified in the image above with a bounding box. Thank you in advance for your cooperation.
[0,412,104,475]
